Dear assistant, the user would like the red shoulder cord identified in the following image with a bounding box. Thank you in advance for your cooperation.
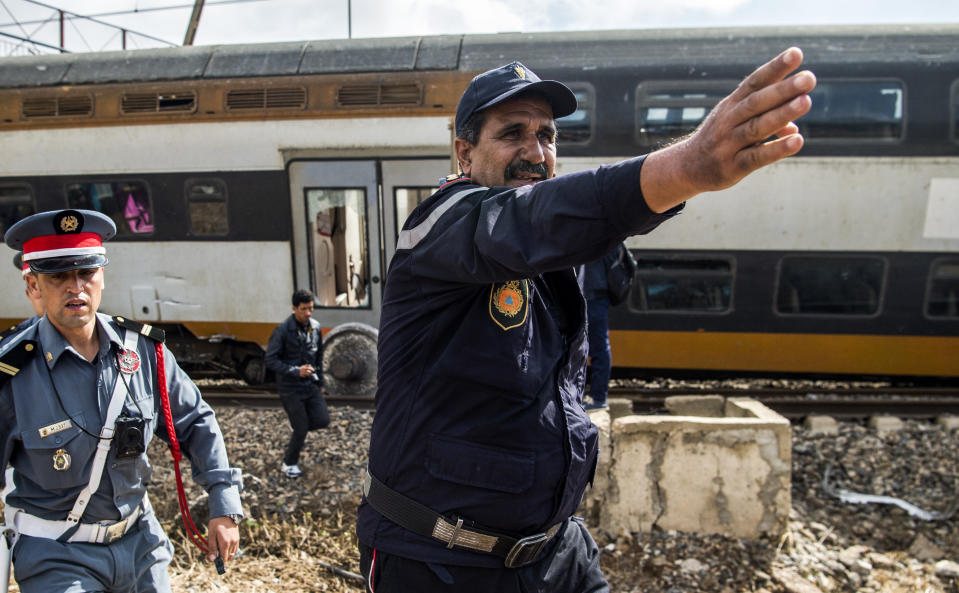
[155,341,211,555]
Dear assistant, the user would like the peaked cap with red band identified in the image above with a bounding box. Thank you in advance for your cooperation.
[12,252,30,277]
[5,209,116,274]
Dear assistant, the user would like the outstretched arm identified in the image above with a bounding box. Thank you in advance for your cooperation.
[640,47,817,213]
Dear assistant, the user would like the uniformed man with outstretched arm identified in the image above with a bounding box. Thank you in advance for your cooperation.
[357,49,815,592]
[0,209,243,593]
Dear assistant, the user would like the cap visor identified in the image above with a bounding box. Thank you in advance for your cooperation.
[28,254,108,274]
[477,80,578,120]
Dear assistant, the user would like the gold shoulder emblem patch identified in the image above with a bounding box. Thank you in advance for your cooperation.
[489,280,529,331]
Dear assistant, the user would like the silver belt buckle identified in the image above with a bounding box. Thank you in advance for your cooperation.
[102,518,128,543]
[504,532,550,568]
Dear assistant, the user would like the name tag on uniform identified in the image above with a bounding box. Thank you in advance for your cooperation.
[39,419,73,438]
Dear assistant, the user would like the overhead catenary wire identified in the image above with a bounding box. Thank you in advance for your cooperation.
[0,0,268,28]
[13,0,179,46]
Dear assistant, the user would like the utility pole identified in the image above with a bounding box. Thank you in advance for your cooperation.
[183,0,205,46]
[348,0,351,39]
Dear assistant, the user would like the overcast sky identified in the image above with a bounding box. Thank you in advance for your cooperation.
[0,0,957,54]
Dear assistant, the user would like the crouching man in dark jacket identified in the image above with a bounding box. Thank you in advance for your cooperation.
[265,289,329,478]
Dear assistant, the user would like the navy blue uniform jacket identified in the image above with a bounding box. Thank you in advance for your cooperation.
[357,155,681,567]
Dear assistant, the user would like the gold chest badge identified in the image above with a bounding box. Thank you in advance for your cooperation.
[53,448,71,471]
[489,280,529,331]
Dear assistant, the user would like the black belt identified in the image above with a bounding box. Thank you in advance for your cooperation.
[362,469,562,568]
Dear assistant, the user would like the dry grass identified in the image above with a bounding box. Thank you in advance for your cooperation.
[165,508,364,593]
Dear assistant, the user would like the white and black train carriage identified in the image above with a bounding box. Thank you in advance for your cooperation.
[0,24,957,395]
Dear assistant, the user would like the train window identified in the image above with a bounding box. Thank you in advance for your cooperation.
[393,187,433,240]
[65,181,154,236]
[775,256,885,316]
[635,81,736,147]
[926,259,959,318]
[629,256,733,313]
[0,184,35,242]
[556,85,593,144]
[306,188,370,309]
[186,179,229,236]
[799,80,903,140]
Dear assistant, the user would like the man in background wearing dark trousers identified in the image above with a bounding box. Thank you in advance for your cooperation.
[579,246,624,411]
[265,289,329,478]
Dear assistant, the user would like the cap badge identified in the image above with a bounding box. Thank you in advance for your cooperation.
[489,280,529,331]
[514,65,526,80]
[60,215,79,233]
[117,349,141,374]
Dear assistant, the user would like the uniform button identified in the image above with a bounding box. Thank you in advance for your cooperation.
[54,437,62,444]
[111,463,118,469]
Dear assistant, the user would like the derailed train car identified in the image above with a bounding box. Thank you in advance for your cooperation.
[0,25,957,395]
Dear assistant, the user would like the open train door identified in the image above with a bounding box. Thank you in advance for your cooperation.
[287,158,449,401]
[288,159,382,401]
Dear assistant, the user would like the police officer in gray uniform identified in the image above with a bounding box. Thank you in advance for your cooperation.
[0,209,243,593]
[0,253,42,346]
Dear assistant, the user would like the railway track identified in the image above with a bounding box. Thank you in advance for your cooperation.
[199,385,375,409]
[611,385,959,419]
[201,382,959,419]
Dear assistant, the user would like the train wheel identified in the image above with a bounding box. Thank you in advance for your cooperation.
[322,322,378,401]
[240,355,266,385]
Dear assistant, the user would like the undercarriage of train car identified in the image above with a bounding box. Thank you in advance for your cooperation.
[159,321,380,400]
[158,323,270,385]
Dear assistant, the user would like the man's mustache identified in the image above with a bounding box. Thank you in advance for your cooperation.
[506,160,548,180]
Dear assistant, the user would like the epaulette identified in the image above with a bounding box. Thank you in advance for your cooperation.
[0,339,38,388]
[0,323,21,342]
[112,316,165,343]
[437,174,472,190]
[0,318,34,346]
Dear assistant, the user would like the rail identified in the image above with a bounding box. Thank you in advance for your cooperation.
[200,381,959,419]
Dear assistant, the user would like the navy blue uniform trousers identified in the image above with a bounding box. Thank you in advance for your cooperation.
[359,519,609,593]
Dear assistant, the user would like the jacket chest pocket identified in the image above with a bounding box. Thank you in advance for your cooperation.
[19,412,98,491]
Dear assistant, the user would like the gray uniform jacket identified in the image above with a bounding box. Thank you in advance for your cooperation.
[0,313,242,523]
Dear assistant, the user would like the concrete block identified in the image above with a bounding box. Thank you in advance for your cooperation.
[579,408,611,535]
[594,398,790,540]
[804,415,839,435]
[868,416,904,434]
[936,415,959,431]
[665,395,725,417]
[608,398,632,422]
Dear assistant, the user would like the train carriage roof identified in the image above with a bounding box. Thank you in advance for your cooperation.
[0,24,958,89]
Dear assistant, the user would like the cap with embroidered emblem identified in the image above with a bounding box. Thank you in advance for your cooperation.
[5,209,117,274]
[454,61,577,138]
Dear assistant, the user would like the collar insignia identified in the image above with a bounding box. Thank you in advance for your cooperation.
[514,65,526,80]
[489,280,529,331]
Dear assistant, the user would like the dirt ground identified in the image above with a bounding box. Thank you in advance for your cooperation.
[7,404,959,593]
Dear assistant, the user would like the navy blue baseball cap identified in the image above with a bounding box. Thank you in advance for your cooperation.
[5,209,116,274]
[454,61,577,138]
